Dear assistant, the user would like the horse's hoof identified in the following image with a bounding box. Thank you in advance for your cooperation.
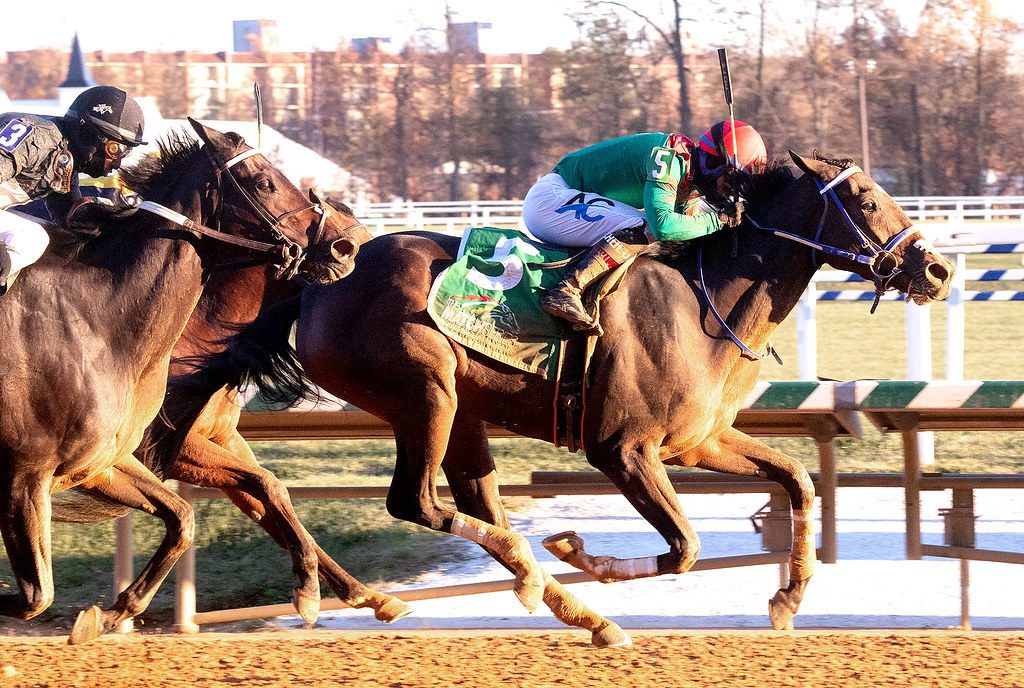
[542,531,583,561]
[768,591,797,631]
[293,588,320,625]
[374,597,414,623]
[514,579,545,613]
[68,606,106,645]
[592,621,632,648]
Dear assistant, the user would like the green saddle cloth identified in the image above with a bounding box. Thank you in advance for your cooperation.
[427,226,573,380]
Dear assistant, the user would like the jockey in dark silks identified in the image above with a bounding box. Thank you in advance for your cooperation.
[0,85,146,293]
[523,120,768,331]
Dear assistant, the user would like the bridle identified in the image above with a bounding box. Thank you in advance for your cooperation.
[698,164,919,360]
[139,143,359,280]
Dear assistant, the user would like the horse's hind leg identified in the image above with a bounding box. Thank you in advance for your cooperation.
[385,382,545,612]
[169,430,324,624]
[0,472,55,620]
[68,456,194,644]
[440,416,630,647]
[171,430,410,623]
[543,438,702,583]
[688,427,817,630]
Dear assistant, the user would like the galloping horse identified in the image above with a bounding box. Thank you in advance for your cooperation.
[130,203,407,626]
[55,228,412,628]
[0,119,360,643]
[179,152,955,646]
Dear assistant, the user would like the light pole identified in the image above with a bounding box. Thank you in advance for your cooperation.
[846,11,876,175]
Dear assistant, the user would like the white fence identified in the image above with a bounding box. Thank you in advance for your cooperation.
[346,196,1024,234]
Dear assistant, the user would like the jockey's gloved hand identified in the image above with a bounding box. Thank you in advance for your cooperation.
[98,193,142,218]
[66,194,141,233]
[717,198,745,228]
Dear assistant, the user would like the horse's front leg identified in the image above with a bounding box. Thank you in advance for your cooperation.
[441,415,630,648]
[386,380,546,613]
[169,430,410,624]
[686,427,817,630]
[69,455,194,644]
[542,439,701,583]
[0,471,55,620]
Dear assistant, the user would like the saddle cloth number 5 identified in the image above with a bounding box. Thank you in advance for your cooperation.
[466,235,541,292]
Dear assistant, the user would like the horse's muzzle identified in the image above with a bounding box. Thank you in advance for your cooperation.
[903,242,954,304]
[302,237,359,284]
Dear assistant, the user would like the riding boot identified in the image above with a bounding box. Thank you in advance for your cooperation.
[0,241,11,296]
[541,225,653,332]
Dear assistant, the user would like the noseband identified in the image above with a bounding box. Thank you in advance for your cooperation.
[699,165,919,360]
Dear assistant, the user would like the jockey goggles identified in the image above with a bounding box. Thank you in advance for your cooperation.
[102,139,134,174]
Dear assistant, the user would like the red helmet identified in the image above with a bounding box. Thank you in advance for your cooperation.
[697,120,767,176]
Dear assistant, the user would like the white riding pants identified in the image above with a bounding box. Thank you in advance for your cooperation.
[0,207,50,274]
[522,173,646,247]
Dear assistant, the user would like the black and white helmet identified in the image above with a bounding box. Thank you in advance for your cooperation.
[66,85,147,147]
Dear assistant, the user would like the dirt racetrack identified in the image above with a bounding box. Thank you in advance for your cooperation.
[2,629,1023,687]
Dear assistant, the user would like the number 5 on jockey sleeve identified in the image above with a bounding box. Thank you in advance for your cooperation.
[644,146,726,243]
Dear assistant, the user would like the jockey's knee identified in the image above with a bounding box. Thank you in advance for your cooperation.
[1,213,50,273]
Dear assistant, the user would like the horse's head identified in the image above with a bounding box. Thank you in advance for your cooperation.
[789,150,954,305]
[189,118,367,284]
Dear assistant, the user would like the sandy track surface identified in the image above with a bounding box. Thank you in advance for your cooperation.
[2,630,1023,687]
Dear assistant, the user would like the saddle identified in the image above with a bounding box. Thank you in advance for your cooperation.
[426,226,639,450]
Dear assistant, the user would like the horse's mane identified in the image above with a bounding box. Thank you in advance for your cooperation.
[653,159,797,263]
[119,129,226,197]
[47,130,233,260]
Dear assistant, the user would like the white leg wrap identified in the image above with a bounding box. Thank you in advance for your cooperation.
[791,508,817,580]
[596,556,659,581]
[450,513,490,545]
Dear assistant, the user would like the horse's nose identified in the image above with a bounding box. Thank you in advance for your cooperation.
[330,237,358,262]
[925,261,951,290]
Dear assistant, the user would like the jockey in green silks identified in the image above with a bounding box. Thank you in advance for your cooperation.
[522,120,768,332]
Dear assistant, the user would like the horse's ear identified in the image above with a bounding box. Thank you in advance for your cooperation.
[188,117,233,153]
[789,150,831,180]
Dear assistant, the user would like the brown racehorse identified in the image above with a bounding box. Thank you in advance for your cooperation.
[53,207,411,628]
[171,152,956,647]
[133,207,409,626]
[0,119,360,643]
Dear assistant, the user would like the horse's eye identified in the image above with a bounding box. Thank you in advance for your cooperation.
[861,199,877,212]
[256,177,274,193]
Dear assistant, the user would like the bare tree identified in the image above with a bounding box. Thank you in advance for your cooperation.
[557,14,661,146]
[586,0,693,132]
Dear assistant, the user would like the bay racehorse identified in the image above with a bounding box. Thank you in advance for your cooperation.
[175,151,955,646]
[75,201,408,627]
[0,119,360,643]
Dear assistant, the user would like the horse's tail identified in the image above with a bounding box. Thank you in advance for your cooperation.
[52,490,131,523]
[192,292,314,405]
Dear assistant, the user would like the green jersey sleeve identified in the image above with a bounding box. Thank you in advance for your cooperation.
[642,146,723,242]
